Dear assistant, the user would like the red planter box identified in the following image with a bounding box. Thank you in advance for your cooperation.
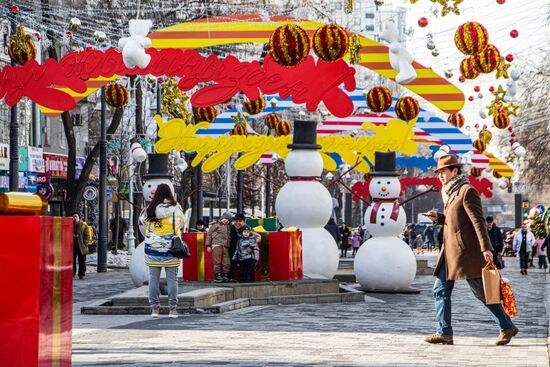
[0,216,73,367]
[181,231,302,281]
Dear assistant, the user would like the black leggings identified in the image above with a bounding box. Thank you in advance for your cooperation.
[519,251,528,270]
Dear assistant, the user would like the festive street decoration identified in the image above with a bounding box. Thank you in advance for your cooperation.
[504,69,520,101]
[103,82,129,108]
[418,17,428,27]
[470,167,482,177]
[455,22,489,55]
[274,120,292,136]
[395,96,420,121]
[473,44,501,73]
[473,138,487,153]
[510,29,519,38]
[8,24,36,66]
[263,113,281,130]
[349,34,362,65]
[344,0,354,13]
[229,123,248,136]
[496,57,511,79]
[195,106,218,123]
[242,95,266,115]
[269,24,311,67]
[161,77,191,119]
[460,57,480,79]
[366,86,393,113]
[312,24,349,62]
[68,17,82,30]
[493,109,510,129]
[493,170,502,179]
[447,112,465,128]
[479,127,493,144]
[380,20,417,84]
[118,19,153,69]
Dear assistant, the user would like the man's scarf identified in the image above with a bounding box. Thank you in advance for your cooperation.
[442,174,469,205]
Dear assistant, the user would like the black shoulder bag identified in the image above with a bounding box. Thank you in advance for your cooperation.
[170,212,191,259]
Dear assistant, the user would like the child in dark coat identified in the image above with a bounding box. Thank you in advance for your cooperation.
[232,226,260,282]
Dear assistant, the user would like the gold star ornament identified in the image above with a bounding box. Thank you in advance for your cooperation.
[496,57,511,79]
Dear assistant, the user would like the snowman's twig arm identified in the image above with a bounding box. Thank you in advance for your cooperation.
[333,177,371,205]
[399,186,439,206]
[326,160,364,188]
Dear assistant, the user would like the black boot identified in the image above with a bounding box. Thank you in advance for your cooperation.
[214,272,223,283]
[222,273,236,283]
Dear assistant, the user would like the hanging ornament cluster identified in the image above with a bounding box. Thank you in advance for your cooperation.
[8,24,37,66]
[455,22,503,80]
[103,82,129,108]
[268,24,311,67]
[411,0,464,16]
[242,95,265,115]
[472,138,487,153]
[229,123,248,136]
[264,113,281,130]
[162,77,192,120]
[473,44,501,73]
[395,96,420,121]
[195,106,218,124]
[312,24,350,62]
[365,86,392,113]
[447,113,465,128]
[275,120,292,136]
[349,34,362,65]
[344,0,354,13]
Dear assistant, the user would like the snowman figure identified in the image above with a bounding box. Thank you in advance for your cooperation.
[354,152,417,291]
[275,120,339,279]
[129,153,182,287]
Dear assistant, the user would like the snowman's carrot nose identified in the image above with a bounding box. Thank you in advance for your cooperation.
[381,185,387,192]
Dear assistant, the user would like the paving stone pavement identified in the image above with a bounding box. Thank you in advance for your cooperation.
[72,258,550,366]
[73,267,135,303]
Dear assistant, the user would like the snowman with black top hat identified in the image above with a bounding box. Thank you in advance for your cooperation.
[353,151,417,291]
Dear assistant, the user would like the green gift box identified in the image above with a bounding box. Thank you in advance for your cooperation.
[246,217,279,232]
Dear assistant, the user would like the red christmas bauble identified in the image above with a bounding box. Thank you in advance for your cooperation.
[103,82,129,108]
[468,96,474,102]
[507,126,513,132]
[459,76,466,83]
[455,22,489,55]
[505,54,514,62]
[312,24,349,62]
[395,96,420,121]
[510,29,519,38]
[195,106,218,123]
[474,86,481,92]
[366,86,393,113]
[447,113,465,128]
[10,5,19,14]
[496,0,505,4]
[473,44,501,73]
[242,95,265,115]
[418,17,428,28]
[489,86,495,92]
[269,24,311,67]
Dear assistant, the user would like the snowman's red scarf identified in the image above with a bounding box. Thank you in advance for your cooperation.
[369,199,400,224]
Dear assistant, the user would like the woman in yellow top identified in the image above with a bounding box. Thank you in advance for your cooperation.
[145,184,184,318]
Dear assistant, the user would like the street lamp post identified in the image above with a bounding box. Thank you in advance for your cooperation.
[97,88,108,273]
[127,152,136,254]
[8,16,18,192]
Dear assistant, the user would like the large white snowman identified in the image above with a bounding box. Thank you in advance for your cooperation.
[354,152,416,291]
[275,120,339,279]
[129,153,183,287]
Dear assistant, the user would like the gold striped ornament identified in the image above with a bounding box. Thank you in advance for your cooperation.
[493,170,502,179]
[275,120,292,136]
[479,128,493,144]
[459,56,480,80]
[229,123,248,136]
[242,95,265,115]
[8,24,36,66]
[312,24,350,62]
[366,86,392,113]
[103,82,129,108]
[264,113,281,130]
[455,22,489,56]
[473,44,501,74]
[447,113,465,128]
[472,138,487,153]
[395,96,420,121]
[195,106,218,123]
[269,24,311,67]
[470,167,482,177]
[493,109,510,129]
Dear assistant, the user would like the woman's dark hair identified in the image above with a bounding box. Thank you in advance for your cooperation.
[146,184,177,225]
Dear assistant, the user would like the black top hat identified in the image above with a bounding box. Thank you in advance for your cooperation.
[370,151,399,176]
[143,153,173,179]
[288,120,321,150]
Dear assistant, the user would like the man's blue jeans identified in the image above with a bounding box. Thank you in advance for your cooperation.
[434,259,513,336]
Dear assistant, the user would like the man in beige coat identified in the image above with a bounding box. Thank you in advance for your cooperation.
[424,155,518,346]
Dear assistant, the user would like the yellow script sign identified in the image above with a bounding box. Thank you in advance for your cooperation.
[154,115,418,173]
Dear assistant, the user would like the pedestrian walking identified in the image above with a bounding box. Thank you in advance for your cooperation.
[542,234,550,272]
[339,223,351,258]
[423,225,435,251]
[72,212,90,279]
[232,226,260,282]
[535,235,547,269]
[424,155,517,346]
[513,223,535,275]
[352,230,362,257]
[324,217,341,245]
[144,184,185,318]
[486,216,504,269]
[206,212,233,282]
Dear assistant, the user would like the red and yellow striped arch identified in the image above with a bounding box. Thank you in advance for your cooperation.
[39,14,464,117]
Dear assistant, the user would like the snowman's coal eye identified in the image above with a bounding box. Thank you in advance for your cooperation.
[377,181,381,184]
[387,181,390,184]
[148,184,151,187]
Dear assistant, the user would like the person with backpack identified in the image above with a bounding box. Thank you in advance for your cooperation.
[144,184,185,318]
[72,212,90,279]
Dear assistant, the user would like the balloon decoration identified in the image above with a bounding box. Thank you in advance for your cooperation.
[455,22,489,56]
[195,106,218,123]
[493,109,510,129]
[242,95,265,115]
[395,96,420,121]
[8,24,37,66]
[459,57,480,80]
[447,113,465,128]
[275,120,292,136]
[470,167,482,177]
[473,138,487,153]
[269,24,311,67]
[473,44,501,73]
[312,24,349,62]
[264,113,281,130]
[103,82,129,108]
[229,123,248,136]
[365,86,392,113]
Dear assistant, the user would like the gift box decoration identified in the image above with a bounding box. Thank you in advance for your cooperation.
[0,216,73,367]
[181,232,214,281]
[246,217,279,232]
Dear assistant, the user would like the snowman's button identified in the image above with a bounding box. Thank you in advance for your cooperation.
[381,223,385,226]
[381,208,386,211]
[381,215,385,219]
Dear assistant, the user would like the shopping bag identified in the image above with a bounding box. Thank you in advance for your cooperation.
[501,280,518,317]
[482,262,501,304]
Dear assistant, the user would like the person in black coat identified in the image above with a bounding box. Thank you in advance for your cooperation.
[324,218,341,245]
[339,223,352,258]
[486,216,504,268]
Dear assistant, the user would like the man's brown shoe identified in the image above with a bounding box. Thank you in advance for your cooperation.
[496,325,519,345]
[424,333,454,345]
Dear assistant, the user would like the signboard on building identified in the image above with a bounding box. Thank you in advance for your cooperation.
[0,143,9,170]
[28,147,45,173]
[43,153,68,177]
